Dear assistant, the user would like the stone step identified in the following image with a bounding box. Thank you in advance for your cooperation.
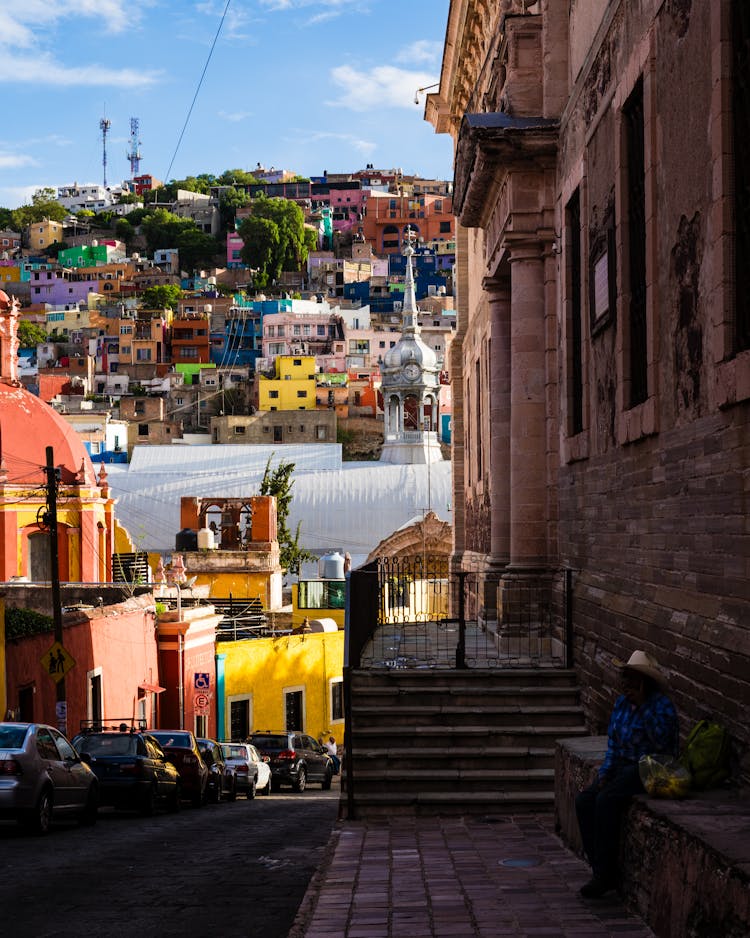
[351,704,585,728]
[344,789,555,817]
[348,746,556,772]
[351,668,579,690]
[351,724,588,749]
[347,767,554,794]
[351,685,581,708]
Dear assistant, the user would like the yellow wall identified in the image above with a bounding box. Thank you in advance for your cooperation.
[221,631,344,742]
[291,582,345,629]
[259,355,317,411]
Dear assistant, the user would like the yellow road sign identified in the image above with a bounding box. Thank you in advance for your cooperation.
[42,642,76,683]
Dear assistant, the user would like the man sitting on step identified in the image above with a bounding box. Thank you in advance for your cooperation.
[575,650,679,899]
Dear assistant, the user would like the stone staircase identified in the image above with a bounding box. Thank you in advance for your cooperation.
[344,668,588,817]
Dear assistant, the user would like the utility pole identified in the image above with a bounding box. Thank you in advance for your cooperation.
[45,446,66,732]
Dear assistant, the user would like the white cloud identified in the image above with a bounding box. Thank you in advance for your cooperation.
[396,40,443,66]
[218,110,253,123]
[327,65,439,112]
[0,152,36,169]
[306,131,376,156]
[1,0,137,46]
[0,53,160,89]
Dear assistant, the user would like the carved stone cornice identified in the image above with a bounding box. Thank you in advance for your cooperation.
[453,113,559,228]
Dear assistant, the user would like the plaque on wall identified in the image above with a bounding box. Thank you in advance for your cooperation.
[589,217,617,336]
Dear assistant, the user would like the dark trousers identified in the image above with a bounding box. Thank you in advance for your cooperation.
[575,764,644,883]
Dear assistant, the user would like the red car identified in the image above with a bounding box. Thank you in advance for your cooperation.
[148,730,208,807]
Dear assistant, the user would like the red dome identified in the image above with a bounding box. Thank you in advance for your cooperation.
[0,384,95,485]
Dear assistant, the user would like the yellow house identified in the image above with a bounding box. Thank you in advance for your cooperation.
[291,578,346,629]
[27,219,65,251]
[0,266,21,287]
[258,355,316,411]
[220,630,344,744]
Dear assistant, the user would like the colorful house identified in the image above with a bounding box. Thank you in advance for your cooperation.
[220,630,344,742]
[258,355,317,411]
[0,292,117,583]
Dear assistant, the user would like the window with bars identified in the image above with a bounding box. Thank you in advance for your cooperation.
[623,78,648,407]
[733,1,750,351]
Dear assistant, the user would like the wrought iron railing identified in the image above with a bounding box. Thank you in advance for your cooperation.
[345,558,571,671]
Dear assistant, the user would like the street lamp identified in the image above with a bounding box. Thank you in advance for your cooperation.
[414,83,440,105]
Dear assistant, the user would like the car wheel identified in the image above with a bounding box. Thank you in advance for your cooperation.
[168,783,182,813]
[209,781,220,805]
[141,784,157,817]
[262,777,271,796]
[192,788,204,808]
[293,767,306,793]
[322,768,333,791]
[247,778,257,800]
[228,779,237,802]
[26,788,53,835]
[79,785,98,826]
[271,778,281,793]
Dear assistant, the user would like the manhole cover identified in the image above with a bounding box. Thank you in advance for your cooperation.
[499,858,542,868]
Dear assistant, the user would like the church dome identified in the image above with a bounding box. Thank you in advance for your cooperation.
[382,332,438,372]
[0,384,95,485]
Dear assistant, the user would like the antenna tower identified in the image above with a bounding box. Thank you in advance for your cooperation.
[99,115,112,187]
[127,117,142,178]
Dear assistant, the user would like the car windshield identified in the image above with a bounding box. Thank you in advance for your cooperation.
[250,735,288,750]
[222,745,247,759]
[150,732,192,749]
[0,725,29,749]
[77,734,137,756]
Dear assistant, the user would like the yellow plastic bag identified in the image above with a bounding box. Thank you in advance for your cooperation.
[638,754,691,798]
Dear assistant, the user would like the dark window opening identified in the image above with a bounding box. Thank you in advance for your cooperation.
[568,189,584,435]
[734,1,750,350]
[624,77,648,407]
[285,690,303,732]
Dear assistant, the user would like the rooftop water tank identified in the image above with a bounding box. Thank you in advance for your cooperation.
[197,527,216,550]
[319,550,345,580]
[175,528,198,551]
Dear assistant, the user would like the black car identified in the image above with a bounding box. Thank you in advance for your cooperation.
[73,726,181,815]
[197,738,236,803]
[249,732,333,792]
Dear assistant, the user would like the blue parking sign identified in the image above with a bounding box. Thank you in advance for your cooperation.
[194,672,210,690]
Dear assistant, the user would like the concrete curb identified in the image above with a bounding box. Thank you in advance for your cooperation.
[287,822,343,938]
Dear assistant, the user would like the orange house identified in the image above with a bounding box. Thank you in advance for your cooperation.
[361,191,454,254]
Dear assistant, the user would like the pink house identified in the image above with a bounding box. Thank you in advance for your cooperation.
[5,595,161,737]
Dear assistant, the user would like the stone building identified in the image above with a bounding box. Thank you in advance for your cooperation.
[427,1,750,770]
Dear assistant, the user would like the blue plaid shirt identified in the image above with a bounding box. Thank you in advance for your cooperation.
[599,691,679,780]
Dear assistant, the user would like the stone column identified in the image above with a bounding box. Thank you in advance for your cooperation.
[484,277,511,570]
[507,242,548,570]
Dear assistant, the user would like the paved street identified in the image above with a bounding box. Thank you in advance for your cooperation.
[0,781,340,938]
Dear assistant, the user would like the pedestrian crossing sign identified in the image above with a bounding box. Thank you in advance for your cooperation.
[42,642,76,683]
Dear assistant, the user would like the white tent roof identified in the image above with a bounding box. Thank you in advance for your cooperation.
[107,444,452,565]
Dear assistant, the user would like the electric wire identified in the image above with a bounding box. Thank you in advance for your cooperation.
[163,0,232,183]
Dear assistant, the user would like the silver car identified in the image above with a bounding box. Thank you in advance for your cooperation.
[0,722,98,833]
[220,742,267,798]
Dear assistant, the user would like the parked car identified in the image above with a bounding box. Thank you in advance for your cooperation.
[0,722,99,833]
[197,738,236,803]
[73,727,180,815]
[220,742,267,798]
[248,732,333,792]
[148,730,209,807]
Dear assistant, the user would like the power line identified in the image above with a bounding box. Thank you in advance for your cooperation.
[163,0,232,182]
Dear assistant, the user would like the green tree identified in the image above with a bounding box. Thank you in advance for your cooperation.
[12,189,67,228]
[218,169,259,187]
[140,209,219,272]
[141,284,183,310]
[17,320,48,348]
[238,215,279,286]
[115,217,135,245]
[259,458,315,575]
[218,186,251,233]
[0,208,16,230]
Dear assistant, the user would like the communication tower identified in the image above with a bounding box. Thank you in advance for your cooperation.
[99,115,112,187]
[127,117,142,178]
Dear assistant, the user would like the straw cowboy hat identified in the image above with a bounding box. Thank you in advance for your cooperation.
[614,650,668,687]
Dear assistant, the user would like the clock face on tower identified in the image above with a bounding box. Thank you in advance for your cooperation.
[403,362,421,382]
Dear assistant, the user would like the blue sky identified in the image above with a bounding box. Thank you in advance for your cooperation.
[0,0,454,209]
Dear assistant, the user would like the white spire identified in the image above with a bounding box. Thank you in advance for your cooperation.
[402,226,419,333]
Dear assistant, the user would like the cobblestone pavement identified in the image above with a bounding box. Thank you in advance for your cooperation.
[292,813,655,938]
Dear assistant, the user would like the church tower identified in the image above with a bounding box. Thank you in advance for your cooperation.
[379,230,443,465]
